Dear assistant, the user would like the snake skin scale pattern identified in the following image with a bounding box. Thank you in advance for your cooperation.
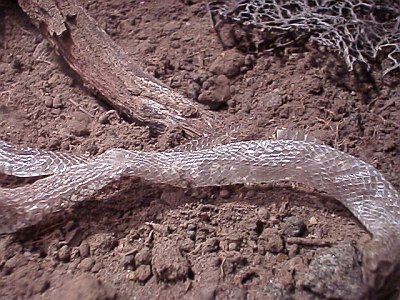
[0,130,399,288]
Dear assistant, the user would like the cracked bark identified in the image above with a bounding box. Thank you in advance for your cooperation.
[17,0,214,136]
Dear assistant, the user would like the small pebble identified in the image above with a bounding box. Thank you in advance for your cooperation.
[68,260,80,271]
[79,257,95,272]
[91,262,102,273]
[60,141,70,150]
[44,96,53,108]
[99,113,110,124]
[283,216,306,237]
[121,255,135,270]
[309,216,318,226]
[52,108,61,115]
[65,228,83,247]
[64,220,77,232]
[52,95,63,109]
[228,242,240,251]
[68,112,91,137]
[288,244,299,257]
[57,245,71,263]
[188,230,196,240]
[219,189,230,198]
[48,138,60,150]
[187,223,197,231]
[79,242,90,258]
[257,207,270,221]
[276,253,288,262]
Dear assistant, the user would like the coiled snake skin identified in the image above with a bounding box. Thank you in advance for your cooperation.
[0,130,399,288]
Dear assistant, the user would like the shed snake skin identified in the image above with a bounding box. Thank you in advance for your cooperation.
[0,130,399,288]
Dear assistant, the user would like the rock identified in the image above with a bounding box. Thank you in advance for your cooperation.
[309,216,318,226]
[12,56,24,71]
[279,107,289,119]
[65,228,84,247]
[219,189,230,198]
[288,244,299,257]
[262,282,292,300]
[91,262,102,273]
[186,81,201,99]
[0,62,12,75]
[99,112,110,124]
[197,75,231,109]
[276,253,288,263]
[227,234,243,252]
[68,112,91,137]
[44,95,53,108]
[52,95,63,109]
[57,245,71,263]
[259,228,284,254]
[60,141,70,150]
[69,260,80,271]
[283,216,306,237]
[47,73,59,88]
[121,254,135,270]
[260,91,283,108]
[79,257,95,272]
[79,242,90,258]
[64,220,77,232]
[48,138,61,150]
[187,230,196,240]
[192,70,210,85]
[159,189,185,206]
[42,274,117,300]
[52,108,61,115]
[152,243,190,282]
[228,242,240,251]
[257,207,270,221]
[70,247,81,261]
[187,223,197,231]
[302,243,364,299]
[209,49,246,78]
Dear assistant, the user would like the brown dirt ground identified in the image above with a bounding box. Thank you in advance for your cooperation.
[0,0,399,299]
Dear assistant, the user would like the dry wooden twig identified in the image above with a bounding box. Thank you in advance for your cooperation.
[17,0,214,136]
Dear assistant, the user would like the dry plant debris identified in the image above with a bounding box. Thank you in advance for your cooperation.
[208,0,400,74]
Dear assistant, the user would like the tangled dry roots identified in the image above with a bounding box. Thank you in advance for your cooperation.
[208,0,400,74]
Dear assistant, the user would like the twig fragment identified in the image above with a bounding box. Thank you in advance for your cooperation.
[286,237,334,247]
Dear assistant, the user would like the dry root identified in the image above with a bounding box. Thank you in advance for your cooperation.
[208,0,400,74]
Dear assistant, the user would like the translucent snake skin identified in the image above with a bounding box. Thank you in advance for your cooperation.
[0,130,399,288]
